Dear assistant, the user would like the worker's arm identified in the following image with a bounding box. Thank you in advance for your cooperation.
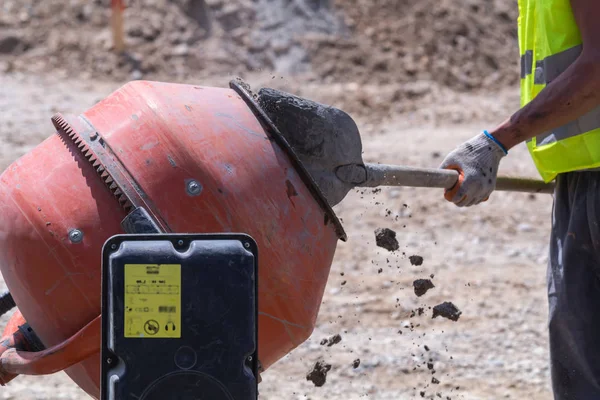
[439,0,600,207]
[491,0,600,150]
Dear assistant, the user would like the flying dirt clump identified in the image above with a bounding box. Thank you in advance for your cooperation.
[374,228,399,251]
[410,307,425,317]
[352,359,361,369]
[321,333,342,347]
[432,302,462,321]
[413,279,435,297]
[409,255,424,266]
[306,360,332,387]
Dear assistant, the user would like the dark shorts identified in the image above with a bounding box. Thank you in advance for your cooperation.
[548,171,600,399]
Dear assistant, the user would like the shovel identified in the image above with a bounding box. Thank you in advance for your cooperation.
[255,87,554,207]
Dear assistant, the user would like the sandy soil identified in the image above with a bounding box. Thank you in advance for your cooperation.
[0,71,553,399]
[0,0,520,124]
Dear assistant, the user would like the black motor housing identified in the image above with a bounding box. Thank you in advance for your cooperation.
[100,233,258,400]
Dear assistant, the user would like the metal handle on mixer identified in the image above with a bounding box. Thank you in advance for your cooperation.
[335,163,555,194]
[0,315,100,377]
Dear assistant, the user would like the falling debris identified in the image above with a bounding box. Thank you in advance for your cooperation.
[413,279,435,297]
[432,377,440,384]
[432,302,462,322]
[352,359,361,369]
[374,228,399,252]
[409,255,424,266]
[321,333,342,347]
[410,307,425,317]
[306,360,332,387]
[328,334,342,346]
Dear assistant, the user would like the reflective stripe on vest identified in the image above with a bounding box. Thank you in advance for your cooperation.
[518,0,600,182]
[520,50,533,78]
[522,44,600,146]
[533,45,582,85]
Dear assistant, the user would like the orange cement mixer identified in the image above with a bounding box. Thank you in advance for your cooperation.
[0,79,346,397]
[0,78,554,398]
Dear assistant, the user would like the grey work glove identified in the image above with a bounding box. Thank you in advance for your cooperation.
[439,132,507,207]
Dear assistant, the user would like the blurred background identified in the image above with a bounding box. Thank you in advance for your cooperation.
[0,1,552,399]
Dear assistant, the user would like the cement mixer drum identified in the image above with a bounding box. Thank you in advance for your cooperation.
[0,80,344,397]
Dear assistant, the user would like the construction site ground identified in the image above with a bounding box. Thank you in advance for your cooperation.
[0,72,552,399]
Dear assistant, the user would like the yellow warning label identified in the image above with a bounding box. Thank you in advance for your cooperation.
[124,264,181,339]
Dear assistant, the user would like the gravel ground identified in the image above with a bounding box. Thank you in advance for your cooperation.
[0,72,552,399]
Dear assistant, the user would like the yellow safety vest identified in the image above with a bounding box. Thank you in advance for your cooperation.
[519,0,600,182]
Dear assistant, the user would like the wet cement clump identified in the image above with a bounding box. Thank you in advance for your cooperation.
[409,255,424,266]
[321,333,342,347]
[374,228,399,252]
[352,359,361,369]
[306,360,332,387]
[432,302,462,321]
[413,279,435,297]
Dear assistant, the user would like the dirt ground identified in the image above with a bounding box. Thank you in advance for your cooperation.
[0,70,552,399]
[0,0,520,123]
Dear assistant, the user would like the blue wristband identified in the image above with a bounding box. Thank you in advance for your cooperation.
[483,130,508,155]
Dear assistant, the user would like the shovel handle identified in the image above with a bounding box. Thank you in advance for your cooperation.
[337,163,555,194]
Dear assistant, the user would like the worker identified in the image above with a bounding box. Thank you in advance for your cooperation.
[439,1,600,398]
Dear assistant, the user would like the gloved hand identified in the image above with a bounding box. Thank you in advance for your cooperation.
[439,131,507,207]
